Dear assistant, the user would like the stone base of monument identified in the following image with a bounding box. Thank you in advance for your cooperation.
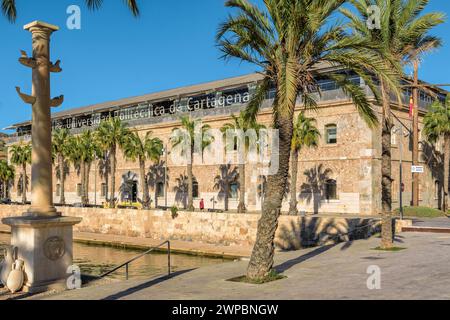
[1,216,82,294]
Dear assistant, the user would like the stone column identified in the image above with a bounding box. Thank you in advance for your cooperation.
[2,21,81,294]
[26,21,58,217]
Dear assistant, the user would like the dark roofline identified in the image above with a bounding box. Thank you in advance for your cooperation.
[9,61,447,129]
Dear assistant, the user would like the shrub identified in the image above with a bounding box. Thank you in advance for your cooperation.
[171,206,179,219]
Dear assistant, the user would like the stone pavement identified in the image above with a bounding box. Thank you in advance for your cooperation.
[36,232,450,300]
[412,216,450,228]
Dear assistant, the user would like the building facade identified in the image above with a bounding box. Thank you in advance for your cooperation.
[5,66,448,216]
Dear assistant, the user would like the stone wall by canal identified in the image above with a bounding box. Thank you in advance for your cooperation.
[0,205,386,249]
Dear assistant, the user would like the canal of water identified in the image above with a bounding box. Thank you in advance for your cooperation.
[0,233,227,280]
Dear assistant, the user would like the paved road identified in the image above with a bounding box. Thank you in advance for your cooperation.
[36,232,450,300]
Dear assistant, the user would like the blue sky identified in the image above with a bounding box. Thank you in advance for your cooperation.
[0,0,448,133]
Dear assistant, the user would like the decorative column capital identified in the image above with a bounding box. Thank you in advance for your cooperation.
[24,20,59,34]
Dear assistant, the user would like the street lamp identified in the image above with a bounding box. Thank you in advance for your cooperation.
[393,125,410,220]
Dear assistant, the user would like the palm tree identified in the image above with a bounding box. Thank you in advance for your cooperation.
[95,117,131,208]
[122,131,164,209]
[67,131,98,205]
[9,141,31,204]
[424,95,450,213]
[0,160,14,199]
[342,0,445,249]
[288,113,320,215]
[1,0,139,22]
[217,0,398,280]
[221,111,265,213]
[52,128,71,205]
[170,116,214,211]
[79,130,99,205]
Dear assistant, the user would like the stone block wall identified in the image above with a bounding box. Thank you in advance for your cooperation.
[0,205,381,249]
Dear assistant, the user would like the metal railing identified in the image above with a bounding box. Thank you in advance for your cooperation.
[99,240,171,280]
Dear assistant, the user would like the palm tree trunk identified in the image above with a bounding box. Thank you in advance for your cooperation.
[288,149,299,215]
[140,157,150,209]
[443,134,449,213]
[247,102,295,280]
[110,146,117,208]
[224,183,229,212]
[22,163,27,204]
[104,156,109,203]
[380,80,394,249]
[85,162,90,205]
[3,181,6,199]
[59,154,66,205]
[237,164,246,213]
[187,149,194,211]
[80,160,86,205]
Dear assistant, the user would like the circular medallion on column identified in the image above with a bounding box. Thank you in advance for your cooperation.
[44,236,66,261]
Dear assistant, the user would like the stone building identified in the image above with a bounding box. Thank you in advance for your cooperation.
[5,64,448,215]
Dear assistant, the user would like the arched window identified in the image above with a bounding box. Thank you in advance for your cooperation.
[156,182,165,198]
[193,180,199,199]
[76,183,82,197]
[230,182,238,199]
[325,179,337,200]
[435,181,440,200]
[325,124,337,144]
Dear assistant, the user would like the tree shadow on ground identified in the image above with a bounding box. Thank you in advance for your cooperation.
[274,244,335,273]
[101,268,196,301]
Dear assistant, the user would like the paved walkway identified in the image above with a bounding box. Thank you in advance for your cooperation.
[36,232,450,300]
[412,216,450,228]
[0,225,252,259]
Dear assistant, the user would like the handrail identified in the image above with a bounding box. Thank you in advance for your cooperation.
[99,240,171,280]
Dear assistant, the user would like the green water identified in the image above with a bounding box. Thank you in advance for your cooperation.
[0,233,227,280]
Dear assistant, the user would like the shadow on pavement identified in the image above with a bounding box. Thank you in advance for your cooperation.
[274,245,334,273]
[102,269,196,300]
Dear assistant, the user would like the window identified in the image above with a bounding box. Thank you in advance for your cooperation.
[17,182,22,197]
[193,180,199,199]
[435,181,440,200]
[391,130,397,145]
[325,124,337,144]
[56,184,61,197]
[324,179,337,200]
[76,184,82,197]
[101,183,107,197]
[156,182,165,198]
[230,183,238,199]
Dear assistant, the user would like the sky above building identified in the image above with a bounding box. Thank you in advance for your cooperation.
[0,0,449,133]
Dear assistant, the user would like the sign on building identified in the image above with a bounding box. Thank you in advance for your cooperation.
[411,166,424,173]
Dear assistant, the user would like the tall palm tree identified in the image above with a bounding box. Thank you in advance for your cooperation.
[424,95,450,213]
[9,141,31,204]
[217,0,398,280]
[170,116,214,211]
[95,117,131,208]
[342,0,445,249]
[0,160,14,199]
[221,111,265,213]
[67,131,98,205]
[122,131,164,209]
[79,130,99,205]
[1,0,139,22]
[288,113,320,215]
[52,128,71,205]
